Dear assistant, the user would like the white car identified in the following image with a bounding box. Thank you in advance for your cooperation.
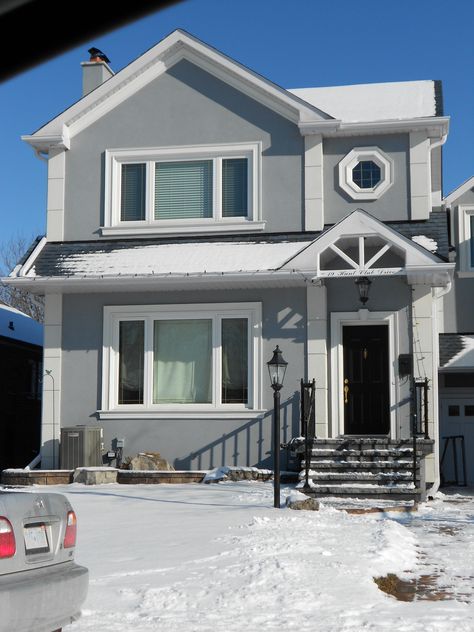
[0,491,88,632]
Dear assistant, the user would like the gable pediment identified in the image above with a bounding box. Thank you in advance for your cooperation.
[281,209,454,286]
[24,30,335,151]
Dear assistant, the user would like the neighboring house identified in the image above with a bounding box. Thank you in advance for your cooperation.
[0,302,43,470]
[439,176,474,484]
[5,30,455,499]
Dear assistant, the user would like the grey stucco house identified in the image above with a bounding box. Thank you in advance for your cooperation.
[439,175,474,485]
[7,30,456,498]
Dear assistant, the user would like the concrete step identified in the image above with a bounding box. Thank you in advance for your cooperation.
[300,471,413,482]
[302,460,417,470]
[310,449,414,459]
[299,483,419,500]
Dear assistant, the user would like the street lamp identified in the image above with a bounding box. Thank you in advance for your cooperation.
[267,345,288,508]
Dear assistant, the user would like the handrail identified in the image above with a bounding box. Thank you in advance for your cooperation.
[411,377,429,495]
[300,379,316,491]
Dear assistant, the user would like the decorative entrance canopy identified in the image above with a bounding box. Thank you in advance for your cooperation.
[281,209,454,287]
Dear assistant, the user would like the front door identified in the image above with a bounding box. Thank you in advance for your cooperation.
[343,324,390,435]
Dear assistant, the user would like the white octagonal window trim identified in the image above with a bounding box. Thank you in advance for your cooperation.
[338,147,394,200]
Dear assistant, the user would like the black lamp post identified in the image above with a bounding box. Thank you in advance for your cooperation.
[355,276,372,305]
[267,345,288,508]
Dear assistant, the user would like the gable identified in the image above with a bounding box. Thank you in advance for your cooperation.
[24,30,334,151]
[280,209,453,286]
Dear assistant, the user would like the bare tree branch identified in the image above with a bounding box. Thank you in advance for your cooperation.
[0,234,44,323]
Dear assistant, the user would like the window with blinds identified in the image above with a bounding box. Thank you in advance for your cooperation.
[155,160,213,220]
[222,158,248,218]
[118,156,249,223]
[121,163,146,221]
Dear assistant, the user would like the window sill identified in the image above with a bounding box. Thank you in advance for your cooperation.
[457,271,474,278]
[98,409,267,420]
[100,221,266,238]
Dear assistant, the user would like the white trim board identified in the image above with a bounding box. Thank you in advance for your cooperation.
[330,310,398,438]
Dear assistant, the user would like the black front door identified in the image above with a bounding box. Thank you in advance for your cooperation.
[343,325,390,435]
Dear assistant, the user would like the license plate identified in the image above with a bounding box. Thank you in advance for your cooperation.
[24,524,49,553]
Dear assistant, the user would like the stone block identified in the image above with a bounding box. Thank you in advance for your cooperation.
[73,468,118,485]
[126,452,174,471]
[286,493,320,511]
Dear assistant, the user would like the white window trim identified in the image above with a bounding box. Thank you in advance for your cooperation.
[330,309,398,439]
[457,205,474,277]
[100,302,263,418]
[338,146,394,201]
[102,142,264,236]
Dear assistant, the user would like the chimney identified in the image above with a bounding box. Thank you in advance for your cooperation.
[81,47,114,97]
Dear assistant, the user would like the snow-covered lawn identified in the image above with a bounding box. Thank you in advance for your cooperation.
[34,482,474,630]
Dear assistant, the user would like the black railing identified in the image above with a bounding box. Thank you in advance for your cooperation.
[411,378,429,494]
[413,378,429,439]
[300,379,316,490]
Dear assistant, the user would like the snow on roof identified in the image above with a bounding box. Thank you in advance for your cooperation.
[27,240,311,278]
[289,80,437,123]
[440,335,474,370]
[0,303,43,346]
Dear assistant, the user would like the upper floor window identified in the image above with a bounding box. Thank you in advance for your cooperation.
[338,147,394,201]
[352,160,381,189]
[458,205,474,276]
[103,143,263,236]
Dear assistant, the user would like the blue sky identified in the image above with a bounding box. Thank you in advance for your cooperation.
[0,0,472,247]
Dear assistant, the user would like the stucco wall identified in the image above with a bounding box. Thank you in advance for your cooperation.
[323,134,410,224]
[60,287,307,469]
[64,59,304,241]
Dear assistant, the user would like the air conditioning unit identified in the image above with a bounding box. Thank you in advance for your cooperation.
[60,426,103,469]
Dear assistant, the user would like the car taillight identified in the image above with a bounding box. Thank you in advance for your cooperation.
[0,517,16,558]
[64,511,77,549]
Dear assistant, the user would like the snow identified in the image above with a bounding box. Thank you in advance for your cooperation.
[411,235,438,253]
[27,240,311,278]
[13,481,474,631]
[442,335,474,370]
[289,80,437,123]
[0,303,43,346]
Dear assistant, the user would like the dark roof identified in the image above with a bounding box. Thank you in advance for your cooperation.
[27,210,449,278]
[439,334,466,368]
[387,210,449,260]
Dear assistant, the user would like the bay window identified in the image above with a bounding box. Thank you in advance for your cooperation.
[103,143,262,236]
[102,303,262,414]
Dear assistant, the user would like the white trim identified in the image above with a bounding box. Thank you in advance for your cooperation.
[338,147,394,200]
[98,409,266,420]
[101,302,262,415]
[444,175,474,207]
[299,117,449,137]
[16,237,47,278]
[457,205,474,273]
[104,142,262,232]
[330,310,398,438]
[100,221,266,237]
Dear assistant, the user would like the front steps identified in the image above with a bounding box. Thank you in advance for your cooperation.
[293,438,434,502]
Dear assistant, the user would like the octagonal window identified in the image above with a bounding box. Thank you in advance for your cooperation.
[352,160,381,189]
[338,147,394,200]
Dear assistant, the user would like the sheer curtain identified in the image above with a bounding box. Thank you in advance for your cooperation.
[153,319,212,403]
